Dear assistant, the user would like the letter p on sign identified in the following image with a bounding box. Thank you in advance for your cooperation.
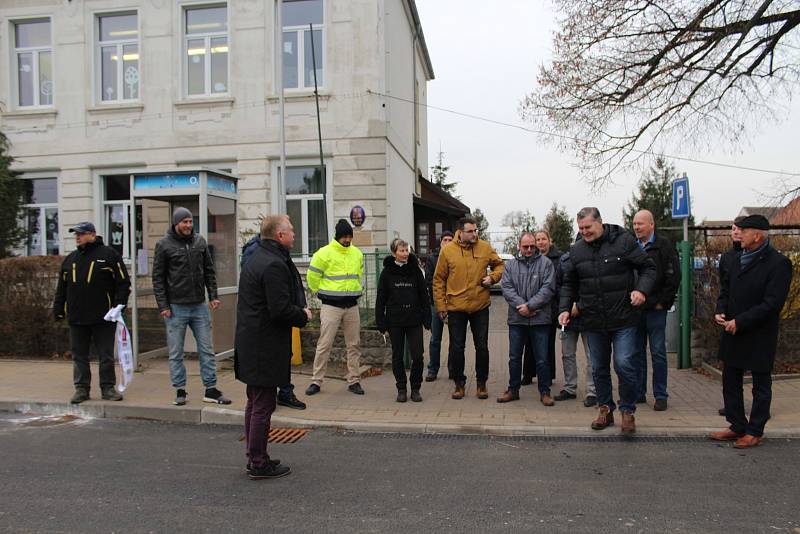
[672,177,690,219]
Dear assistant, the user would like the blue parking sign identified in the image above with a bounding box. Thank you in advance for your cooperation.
[672,177,690,218]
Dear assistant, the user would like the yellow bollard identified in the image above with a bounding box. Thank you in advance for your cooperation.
[291,327,302,365]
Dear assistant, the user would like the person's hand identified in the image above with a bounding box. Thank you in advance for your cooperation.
[481,275,493,287]
[714,313,726,326]
[209,299,221,311]
[570,303,580,317]
[516,303,530,317]
[304,308,313,321]
[439,311,448,321]
[558,311,570,327]
[724,319,737,335]
[655,303,664,310]
[160,308,172,318]
[630,290,646,307]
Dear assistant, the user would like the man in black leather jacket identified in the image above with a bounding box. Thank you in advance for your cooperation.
[152,207,231,406]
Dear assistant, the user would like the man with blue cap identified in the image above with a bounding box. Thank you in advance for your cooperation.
[54,221,130,404]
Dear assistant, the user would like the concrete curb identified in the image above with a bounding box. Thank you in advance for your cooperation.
[2,398,798,439]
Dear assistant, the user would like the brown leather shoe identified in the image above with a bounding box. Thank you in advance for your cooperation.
[476,382,488,399]
[496,390,519,403]
[733,434,763,449]
[451,382,465,400]
[709,429,745,441]
[540,393,555,407]
[591,405,614,430]
[621,410,636,434]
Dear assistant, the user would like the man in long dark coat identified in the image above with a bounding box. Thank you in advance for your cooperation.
[235,215,311,479]
[710,214,793,449]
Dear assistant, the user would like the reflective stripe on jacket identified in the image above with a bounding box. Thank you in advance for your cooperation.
[306,239,364,300]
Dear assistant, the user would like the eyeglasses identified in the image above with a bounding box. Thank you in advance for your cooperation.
[520,245,536,249]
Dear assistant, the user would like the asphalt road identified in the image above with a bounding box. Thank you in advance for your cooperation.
[1,414,798,533]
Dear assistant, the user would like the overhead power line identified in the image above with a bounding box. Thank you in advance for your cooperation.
[365,89,800,178]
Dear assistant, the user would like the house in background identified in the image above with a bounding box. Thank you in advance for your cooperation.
[412,175,470,258]
[0,0,434,262]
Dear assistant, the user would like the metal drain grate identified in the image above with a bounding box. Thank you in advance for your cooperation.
[268,428,310,443]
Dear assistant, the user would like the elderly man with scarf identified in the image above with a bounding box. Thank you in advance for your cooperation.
[710,214,792,449]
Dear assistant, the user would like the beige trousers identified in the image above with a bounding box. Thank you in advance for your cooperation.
[311,304,361,385]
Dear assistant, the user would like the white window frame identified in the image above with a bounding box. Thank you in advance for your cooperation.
[18,175,59,256]
[97,173,144,262]
[182,3,230,98]
[95,11,140,104]
[281,0,325,91]
[271,158,332,260]
[11,17,54,109]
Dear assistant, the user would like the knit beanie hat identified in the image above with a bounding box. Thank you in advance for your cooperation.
[172,207,193,227]
[335,218,353,240]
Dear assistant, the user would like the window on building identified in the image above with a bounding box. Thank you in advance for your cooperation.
[284,165,327,258]
[102,175,142,260]
[282,0,323,90]
[20,177,58,256]
[184,4,228,97]
[97,13,139,102]
[13,19,53,107]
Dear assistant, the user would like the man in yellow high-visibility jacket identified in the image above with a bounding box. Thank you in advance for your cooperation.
[305,219,365,396]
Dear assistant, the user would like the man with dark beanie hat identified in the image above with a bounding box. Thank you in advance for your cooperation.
[710,214,792,448]
[152,206,232,406]
[334,218,353,240]
[306,218,365,396]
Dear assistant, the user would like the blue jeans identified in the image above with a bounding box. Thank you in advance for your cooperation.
[508,324,551,395]
[636,309,669,400]
[165,303,217,389]
[428,305,444,374]
[585,326,639,413]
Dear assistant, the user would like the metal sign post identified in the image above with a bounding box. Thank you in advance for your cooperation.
[672,174,692,369]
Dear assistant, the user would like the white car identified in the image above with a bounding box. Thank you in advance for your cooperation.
[490,253,515,293]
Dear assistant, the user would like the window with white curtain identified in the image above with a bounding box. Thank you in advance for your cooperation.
[97,13,139,102]
[184,4,229,96]
[282,0,324,90]
[13,19,53,107]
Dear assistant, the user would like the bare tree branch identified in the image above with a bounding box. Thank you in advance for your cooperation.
[522,0,800,189]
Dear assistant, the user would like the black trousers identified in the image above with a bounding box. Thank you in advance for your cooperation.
[389,325,424,391]
[447,307,490,384]
[70,322,117,390]
[723,365,772,437]
[244,385,277,469]
[523,325,557,380]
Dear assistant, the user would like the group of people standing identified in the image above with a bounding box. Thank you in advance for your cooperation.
[52,202,792,480]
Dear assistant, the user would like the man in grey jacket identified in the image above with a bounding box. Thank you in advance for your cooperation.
[497,232,557,406]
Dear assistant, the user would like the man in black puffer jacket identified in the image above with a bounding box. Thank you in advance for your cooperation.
[152,207,230,406]
[53,222,130,404]
[376,239,431,402]
[559,208,656,435]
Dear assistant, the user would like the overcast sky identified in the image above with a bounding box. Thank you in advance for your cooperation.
[415,0,800,240]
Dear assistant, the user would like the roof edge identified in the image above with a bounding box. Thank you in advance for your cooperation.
[404,0,435,80]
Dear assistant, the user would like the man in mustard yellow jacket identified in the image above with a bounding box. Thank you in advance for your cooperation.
[305,219,365,396]
[433,216,504,400]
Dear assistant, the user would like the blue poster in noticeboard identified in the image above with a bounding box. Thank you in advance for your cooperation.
[134,174,200,191]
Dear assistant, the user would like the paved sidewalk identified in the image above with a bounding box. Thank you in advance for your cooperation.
[2,328,799,437]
